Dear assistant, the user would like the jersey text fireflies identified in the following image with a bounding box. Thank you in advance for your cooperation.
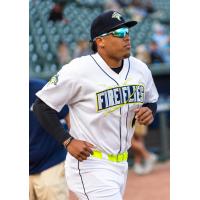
[96,84,144,111]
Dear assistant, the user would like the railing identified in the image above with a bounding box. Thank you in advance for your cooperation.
[157,97,170,160]
[149,63,170,76]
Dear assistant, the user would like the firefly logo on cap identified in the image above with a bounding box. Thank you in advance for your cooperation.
[112,11,122,21]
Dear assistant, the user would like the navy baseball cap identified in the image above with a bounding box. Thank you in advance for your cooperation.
[90,10,137,41]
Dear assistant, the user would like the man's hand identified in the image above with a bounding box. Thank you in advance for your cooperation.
[134,107,154,126]
[66,139,94,161]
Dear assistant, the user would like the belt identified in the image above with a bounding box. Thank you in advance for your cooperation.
[91,150,128,162]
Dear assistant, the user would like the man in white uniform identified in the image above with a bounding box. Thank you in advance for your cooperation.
[33,10,159,200]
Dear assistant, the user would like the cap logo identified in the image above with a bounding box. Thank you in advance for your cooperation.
[112,12,122,21]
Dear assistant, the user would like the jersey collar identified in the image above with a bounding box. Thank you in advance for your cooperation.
[92,53,130,83]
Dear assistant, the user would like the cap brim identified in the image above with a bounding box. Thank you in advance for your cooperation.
[109,21,137,31]
[123,21,138,28]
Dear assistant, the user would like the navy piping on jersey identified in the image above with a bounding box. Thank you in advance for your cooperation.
[90,55,119,85]
[90,55,131,154]
[78,161,90,200]
[125,104,130,151]
[125,58,130,80]
[118,108,122,154]
[124,58,131,152]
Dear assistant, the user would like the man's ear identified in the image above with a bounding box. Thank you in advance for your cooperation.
[96,38,105,48]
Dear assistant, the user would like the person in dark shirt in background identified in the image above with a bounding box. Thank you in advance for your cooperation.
[29,78,69,200]
[149,40,164,64]
[48,3,64,22]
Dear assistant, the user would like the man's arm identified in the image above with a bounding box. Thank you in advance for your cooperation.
[143,103,157,116]
[33,98,93,161]
[134,102,157,126]
[33,98,69,144]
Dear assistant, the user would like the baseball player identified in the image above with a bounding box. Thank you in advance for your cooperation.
[33,10,159,200]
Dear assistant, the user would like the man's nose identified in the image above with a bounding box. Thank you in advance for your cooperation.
[123,34,130,41]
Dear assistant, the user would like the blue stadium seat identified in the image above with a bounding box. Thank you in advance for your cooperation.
[29,0,169,79]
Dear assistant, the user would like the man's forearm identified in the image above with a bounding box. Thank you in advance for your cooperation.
[33,98,70,144]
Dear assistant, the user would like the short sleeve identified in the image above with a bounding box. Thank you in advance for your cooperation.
[36,64,81,112]
[144,68,159,103]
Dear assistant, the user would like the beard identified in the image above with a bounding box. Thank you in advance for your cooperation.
[123,51,131,59]
[105,48,131,62]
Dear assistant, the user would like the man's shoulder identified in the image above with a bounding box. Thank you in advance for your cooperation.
[59,54,94,78]
[128,56,148,67]
[72,54,93,63]
[62,54,93,69]
[128,56,149,72]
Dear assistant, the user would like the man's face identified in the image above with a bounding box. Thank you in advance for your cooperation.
[96,27,132,60]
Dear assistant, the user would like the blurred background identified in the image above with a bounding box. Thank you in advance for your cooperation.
[29,0,170,163]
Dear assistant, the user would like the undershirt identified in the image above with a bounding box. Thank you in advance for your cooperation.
[110,60,123,74]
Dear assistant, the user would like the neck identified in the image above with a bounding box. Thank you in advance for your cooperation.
[98,51,122,68]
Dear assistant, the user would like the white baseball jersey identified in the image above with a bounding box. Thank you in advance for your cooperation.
[36,53,159,155]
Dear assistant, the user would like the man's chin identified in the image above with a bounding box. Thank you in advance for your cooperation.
[123,52,130,58]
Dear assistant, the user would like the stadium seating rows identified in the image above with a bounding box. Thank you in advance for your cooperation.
[29,0,169,79]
